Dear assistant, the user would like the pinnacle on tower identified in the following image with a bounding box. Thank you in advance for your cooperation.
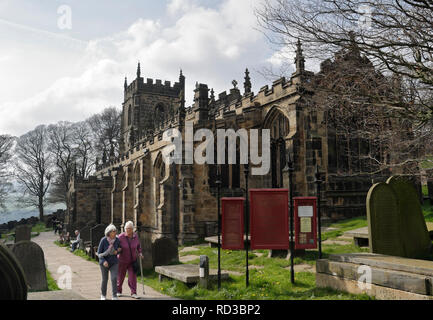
[294,39,305,74]
[137,61,141,78]
[244,68,252,95]
[179,68,185,83]
[124,77,128,90]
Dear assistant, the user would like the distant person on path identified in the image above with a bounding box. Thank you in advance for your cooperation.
[52,218,58,233]
[97,224,121,300]
[55,221,63,235]
[117,221,142,299]
[70,230,81,252]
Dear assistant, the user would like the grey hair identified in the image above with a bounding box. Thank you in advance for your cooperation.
[104,224,117,237]
[124,221,134,231]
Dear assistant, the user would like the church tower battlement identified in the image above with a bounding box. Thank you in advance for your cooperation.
[120,63,185,153]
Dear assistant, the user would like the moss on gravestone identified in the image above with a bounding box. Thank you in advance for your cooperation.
[366,182,406,257]
[387,176,432,259]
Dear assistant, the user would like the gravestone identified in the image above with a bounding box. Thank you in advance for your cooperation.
[152,237,179,266]
[366,182,406,257]
[79,225,91,243]
[387,176,432,259]
[90,224,106,258]
[15,225,32,243]
[138,231,154,269]
[0,244,28,300]
[11,241,48,292]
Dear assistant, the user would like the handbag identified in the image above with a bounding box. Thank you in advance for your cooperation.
[127,237,139,274]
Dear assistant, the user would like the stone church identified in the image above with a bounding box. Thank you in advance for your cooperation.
[66,41,404,264]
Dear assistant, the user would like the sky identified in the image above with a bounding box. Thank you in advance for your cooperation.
[0,0,299,136]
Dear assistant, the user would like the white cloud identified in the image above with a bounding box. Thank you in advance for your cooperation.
[167,0,197,17]
[0,0,274,136]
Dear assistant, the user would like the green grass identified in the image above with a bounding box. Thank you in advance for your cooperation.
[54,241,99,264]
[73,249,98,264]
[32,222,52,233]
[139,270,371,300]
[139,243,371,300]
[423,185,428,196]
[47,269,60,291]
[422,202,433,222]
[140,241,371,300]
[54,240,69,247]
[321,216,367,241]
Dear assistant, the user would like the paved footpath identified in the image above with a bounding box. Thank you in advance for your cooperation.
[33,231,174,300]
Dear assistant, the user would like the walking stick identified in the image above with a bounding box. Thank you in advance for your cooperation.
[138,249,145,295]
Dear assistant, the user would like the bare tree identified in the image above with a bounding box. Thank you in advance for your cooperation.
[87,107,121,157]
[0,135,14,211]
[73,121,96,178]
[14,125,52,221]
[47,122,75,204]
[256,0,433,177]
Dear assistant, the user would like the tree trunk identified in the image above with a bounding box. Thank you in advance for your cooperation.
[39,198,44,222]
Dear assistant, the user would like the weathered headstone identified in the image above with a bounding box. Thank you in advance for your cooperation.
[387,176,432,259]
[0,244,28,300]
[90,224,105,258]
[366,182,406,257]
[138,231,154,269]
[11,241,48,292]
[79,225,91,243]
[152,237,179,266]
[15,224,32,243]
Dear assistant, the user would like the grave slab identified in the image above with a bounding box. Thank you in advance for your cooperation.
[155,264,229,284]
[316,253,433,299]
[12,240,48,292]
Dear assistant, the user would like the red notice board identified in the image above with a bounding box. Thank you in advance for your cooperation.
[294,197,317,250]
[250,189,289,250]
[222,197,245,250]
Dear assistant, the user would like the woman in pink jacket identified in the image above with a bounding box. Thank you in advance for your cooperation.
[116,221,142,299]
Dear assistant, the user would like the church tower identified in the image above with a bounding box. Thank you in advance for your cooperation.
[120,63,185,153]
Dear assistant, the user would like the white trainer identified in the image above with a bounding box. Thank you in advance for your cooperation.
[100,295,106,300]
[131,294,139,299]
[112,296,119,300]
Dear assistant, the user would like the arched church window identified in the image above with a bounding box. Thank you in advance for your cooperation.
[128,105,132,126]
[154,153,165,207]
[266,109,290,188]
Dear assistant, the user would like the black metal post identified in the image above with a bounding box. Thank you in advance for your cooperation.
[287,151,295,284]
[315,165,323,259]
[216,165,222,290]
[244,163,250,287]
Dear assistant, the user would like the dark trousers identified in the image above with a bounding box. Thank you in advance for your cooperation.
[71,241,79,252]
[100,263,118,298]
